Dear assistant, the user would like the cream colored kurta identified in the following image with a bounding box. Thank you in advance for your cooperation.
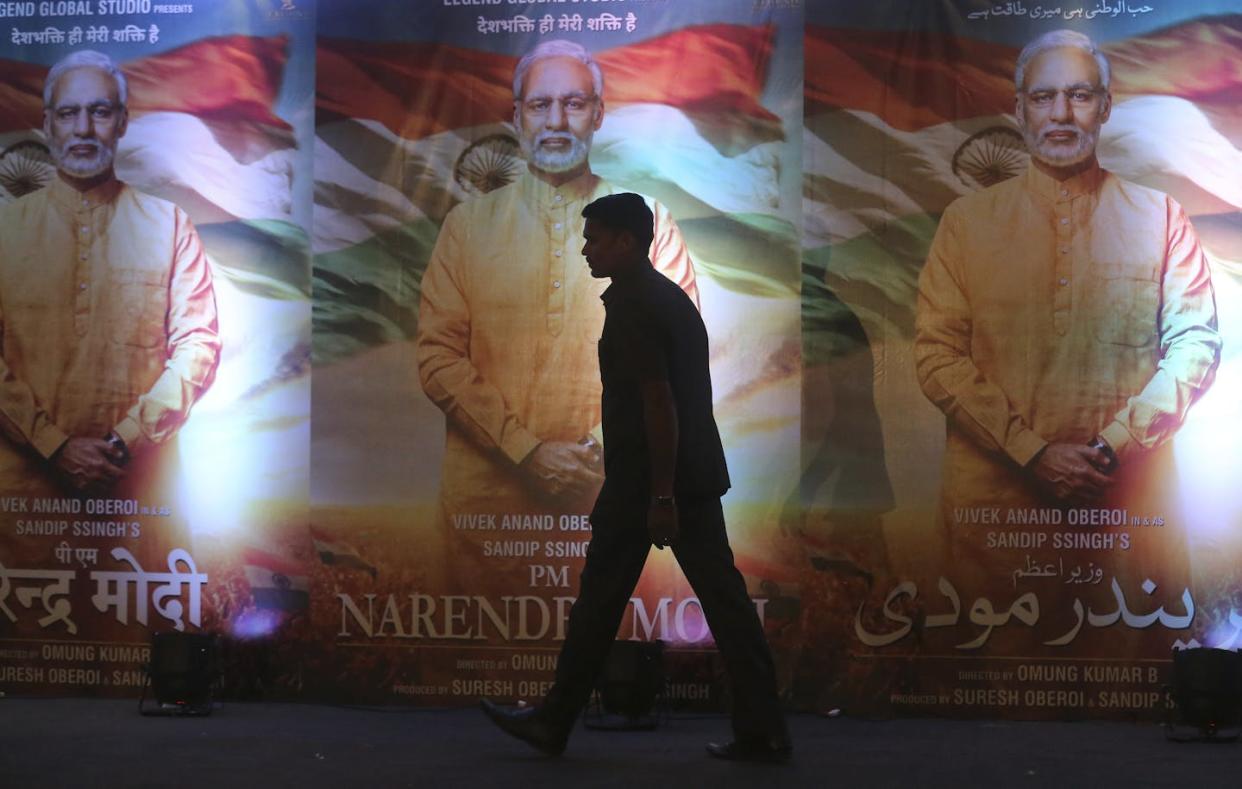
[0,178,220,495]
[915,163,1219,514]
[416,171,696,514]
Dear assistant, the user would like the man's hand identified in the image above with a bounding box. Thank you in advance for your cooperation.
[1028,443,1114,503]
[51,437,126,495]
[521,441,604,499]
[578,435,603,471]
[647,499,679,550]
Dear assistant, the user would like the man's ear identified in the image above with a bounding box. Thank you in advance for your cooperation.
[620,228,640,255]
[592,98,604,132]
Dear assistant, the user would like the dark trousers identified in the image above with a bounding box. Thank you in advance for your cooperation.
[542,497,787,742]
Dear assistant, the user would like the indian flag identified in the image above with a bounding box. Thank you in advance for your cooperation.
[242,546,310,612]
[0,36,295,215]
[312,24,799,366]
[0,36,307,301]
[804,17,1242,337]
[309,524,377,577]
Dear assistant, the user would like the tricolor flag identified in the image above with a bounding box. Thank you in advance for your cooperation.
[0,35,307,306]
[309,525,377,578]
[312,24,798,365]
[242,547,310,613]
[803,17,1242,341]
[0,35,307,308]
[0,36,295,220]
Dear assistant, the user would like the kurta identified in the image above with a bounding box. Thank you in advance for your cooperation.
[915,163,1219,514]
[0,178,220,497]
[416,170,697,514]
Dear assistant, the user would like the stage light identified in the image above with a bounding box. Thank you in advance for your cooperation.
[139,632,218,716]
[584,640,665,731]
[1166,646,1242,741]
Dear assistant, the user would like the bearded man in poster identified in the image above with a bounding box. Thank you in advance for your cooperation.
[416,40,697,524]
[0,50,219,516]
[915,31,1219,580]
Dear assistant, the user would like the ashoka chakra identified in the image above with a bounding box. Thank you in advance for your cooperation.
[454,134,523,196]
[0,140,54,200]
[951,127,1028,189]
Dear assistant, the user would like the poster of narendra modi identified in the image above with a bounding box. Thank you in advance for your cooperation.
[0,1,313,696]
[310,0,804,705]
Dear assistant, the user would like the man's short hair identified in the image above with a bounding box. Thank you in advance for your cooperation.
[1014,29,1111,92]
[513,39,604,101]
[44,50,128,108]
[583,193,654,250]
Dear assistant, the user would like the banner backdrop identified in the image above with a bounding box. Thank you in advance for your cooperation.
[1,0,1240,721]
[0,2,313,696]
[803,1,1242,718]
[310,0,804,705]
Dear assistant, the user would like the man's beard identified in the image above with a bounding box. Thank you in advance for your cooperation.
[521,129,592,174]
[51,137,115,179]
[1022,123,1099,169]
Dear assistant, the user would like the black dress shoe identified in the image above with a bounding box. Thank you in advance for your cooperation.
[706,737,793,763]
[480,699,568,756]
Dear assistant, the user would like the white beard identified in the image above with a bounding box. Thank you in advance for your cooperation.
[1023,123,1099,169]
[52,137,115,179]
[521,129,592,174]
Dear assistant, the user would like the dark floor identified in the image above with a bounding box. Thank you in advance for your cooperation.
[1,698,1238,788]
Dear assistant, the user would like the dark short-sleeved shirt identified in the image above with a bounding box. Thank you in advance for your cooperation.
[593,262,730,519]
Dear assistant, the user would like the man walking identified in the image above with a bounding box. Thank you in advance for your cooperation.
[481,193,789,762]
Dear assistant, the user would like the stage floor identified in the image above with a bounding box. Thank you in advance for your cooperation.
[1,698,1237,787]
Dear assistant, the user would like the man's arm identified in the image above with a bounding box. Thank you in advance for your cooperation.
[415,209,542,465]
[0,299,69,461]
[111,209,220,452]
[611,304,679,547]
[0,301,114,492]
[1096,198,1220,461]
[913,205,1048,467]
[642,377,679,549]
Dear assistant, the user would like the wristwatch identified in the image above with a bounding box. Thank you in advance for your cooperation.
[104,430,131,467]
[652,495,676,507]
[1086,435,1118,474]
